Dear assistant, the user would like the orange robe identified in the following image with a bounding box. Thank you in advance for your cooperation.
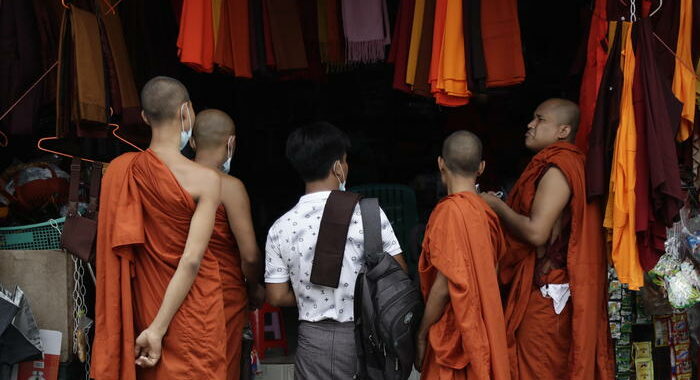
[419,192,510,380]
[480,0,525,88]
[500,143,613,380]
[177,0,215,73]
[673,0,695,142]
[211,206,249,380]
[92,150,227,380]
[429,0,470,107]
[214,0,253,78]
[575,0,608,153]
[604,24,644,290]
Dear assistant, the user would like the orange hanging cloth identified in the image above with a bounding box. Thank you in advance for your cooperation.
[429,0,470,107]
[604,24,644,290]
[214,0,252,78]
[500,143,613,380]
[480,0,525,88]
[576,0,608,152]
[419,192,510,380]
[210,206,249,380]
[673,0,695,142]
[91,151,227,380]
[177,0,215,73]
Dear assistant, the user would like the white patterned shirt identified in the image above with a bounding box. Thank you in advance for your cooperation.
[265,191,402,322]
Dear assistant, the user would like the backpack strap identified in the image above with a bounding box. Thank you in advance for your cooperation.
[310,191,362,288]
[360,198,383,267]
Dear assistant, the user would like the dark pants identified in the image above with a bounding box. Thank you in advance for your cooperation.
[295,320,357,380]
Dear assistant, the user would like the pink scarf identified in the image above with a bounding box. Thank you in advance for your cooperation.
[341,0,390,63]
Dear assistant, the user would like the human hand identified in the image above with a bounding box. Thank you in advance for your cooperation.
[248,283,265,310]
[134,328,163,368]
[414,332,427,371]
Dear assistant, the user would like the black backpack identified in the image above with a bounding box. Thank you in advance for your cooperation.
[354,198,424,380]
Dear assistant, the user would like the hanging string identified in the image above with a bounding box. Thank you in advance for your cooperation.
[0,61,59,123]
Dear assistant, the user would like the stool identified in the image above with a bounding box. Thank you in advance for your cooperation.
[250,303,288,360]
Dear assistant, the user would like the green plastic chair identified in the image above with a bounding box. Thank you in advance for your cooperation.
[350,184,421,277]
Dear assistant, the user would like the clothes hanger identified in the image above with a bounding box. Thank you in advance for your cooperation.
[649,0,663,17]
[37,116,144,166]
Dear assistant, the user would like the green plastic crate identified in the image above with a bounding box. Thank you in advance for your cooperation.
[0,217,65,250]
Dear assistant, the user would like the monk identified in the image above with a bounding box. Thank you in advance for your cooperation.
[480,99,613,380]
[416,131,510,380]
[92,76,228,379]
[190,109,265,379]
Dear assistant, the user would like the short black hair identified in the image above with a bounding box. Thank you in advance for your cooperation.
[140,76,190,123]
[286,122,351,182]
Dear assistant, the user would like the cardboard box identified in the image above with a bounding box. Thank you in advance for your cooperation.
[0,250,74,361]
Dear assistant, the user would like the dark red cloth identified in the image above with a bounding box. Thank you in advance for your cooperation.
[636,19,684,225]
[575,0,608,153]
[586,22,624,201]
[388,0,414,93]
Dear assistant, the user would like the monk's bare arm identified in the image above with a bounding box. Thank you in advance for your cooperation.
[417,272,449,336]
[415,272,449,369]
[483,167,571,247]
[266,282,296,307]
[222,178,264,290]
[149,170,221,336]
[393,253,409,272]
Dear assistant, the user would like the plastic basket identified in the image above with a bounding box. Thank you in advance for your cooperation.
[0,217,65,250]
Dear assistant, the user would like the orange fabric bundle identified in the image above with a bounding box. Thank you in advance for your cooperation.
[604,24,644,290]
[429,0,470,107]
[419,192,510,379]
[576,0,608,152]
[214,0,253,78]
[480,0,525,88]
[92,151,227,380]
[177,0,215,73]
[673,0,695,142]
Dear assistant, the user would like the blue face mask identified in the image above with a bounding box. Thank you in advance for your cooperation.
[334,161,346,191]
[179,103,192,151]
[220,136,234,173]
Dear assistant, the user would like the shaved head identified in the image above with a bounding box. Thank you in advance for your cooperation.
[192,109,236,150]
[441,130,483,176]
[140,76,190,123]
[538,98,580,141]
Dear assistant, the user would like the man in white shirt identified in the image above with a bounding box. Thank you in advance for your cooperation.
[265,122,408,380]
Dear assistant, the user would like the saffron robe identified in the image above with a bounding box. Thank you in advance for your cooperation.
[500,143,613,380]
[419,192,510,380]
[92,150,227,380]
[211,206,249,380]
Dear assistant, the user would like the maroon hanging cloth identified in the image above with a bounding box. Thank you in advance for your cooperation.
[586,22,624,201]
[388,0,414,93]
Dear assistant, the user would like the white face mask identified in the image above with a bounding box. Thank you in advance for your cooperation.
[179,102,192,151]
[334,160,346,191]
[220,136,234,173]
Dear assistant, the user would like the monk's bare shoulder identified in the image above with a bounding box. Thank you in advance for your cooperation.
[181,159,221,197]
[220,175,249,204]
